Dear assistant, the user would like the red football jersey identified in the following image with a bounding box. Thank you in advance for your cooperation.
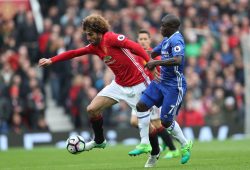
[51,32,150,86]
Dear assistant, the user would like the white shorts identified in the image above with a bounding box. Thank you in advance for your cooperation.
[97,80,148,116]
[131,106,161,120]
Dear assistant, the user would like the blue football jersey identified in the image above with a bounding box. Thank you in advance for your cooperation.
[153,31,186,87]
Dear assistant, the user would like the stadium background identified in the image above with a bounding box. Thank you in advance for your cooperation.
[0,0,249,150]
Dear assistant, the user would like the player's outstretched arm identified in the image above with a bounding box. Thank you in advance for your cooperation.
[39,47,91,67]
[159,56,182,66]
[38,58,52,67]
[145,56,182,70]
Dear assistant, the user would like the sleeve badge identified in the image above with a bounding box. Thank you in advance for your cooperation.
[117,35,125,41]
[174,46,181,52]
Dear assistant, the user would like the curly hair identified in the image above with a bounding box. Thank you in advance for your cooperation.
[82,14,110,34]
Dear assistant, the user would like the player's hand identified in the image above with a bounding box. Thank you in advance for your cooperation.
[153,69,161,82]
[38,58,52,67]
[145,60,156,71]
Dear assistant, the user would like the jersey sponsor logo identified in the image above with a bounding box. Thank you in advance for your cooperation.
[174,46,181,52]
[104,56,112,62]
[104,56,116,65]
[161,51,169,58]
[117,35,125,41]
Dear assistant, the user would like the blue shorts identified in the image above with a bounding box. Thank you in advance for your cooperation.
[140,81,186,122]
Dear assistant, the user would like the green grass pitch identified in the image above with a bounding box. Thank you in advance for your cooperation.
[1,139,250,170]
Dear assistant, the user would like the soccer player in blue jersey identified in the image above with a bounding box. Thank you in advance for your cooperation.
[136,14,193,167]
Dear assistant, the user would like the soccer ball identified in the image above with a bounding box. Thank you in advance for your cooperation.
[66,135,85,154]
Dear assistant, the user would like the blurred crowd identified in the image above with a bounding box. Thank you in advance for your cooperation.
[0,0,249,134]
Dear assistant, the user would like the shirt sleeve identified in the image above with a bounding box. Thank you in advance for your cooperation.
[153,41,162,54]
[107,32,150,62]
[51,45,94,63]
[171,37,185,57]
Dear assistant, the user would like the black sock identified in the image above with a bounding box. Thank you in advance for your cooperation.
[149,129,160,155]
[90,115,104,144]
[157,126,176,150]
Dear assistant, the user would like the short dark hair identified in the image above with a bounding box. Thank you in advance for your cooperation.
[82,14,110,34]
[138,29,150,37]
[161,14,181,29]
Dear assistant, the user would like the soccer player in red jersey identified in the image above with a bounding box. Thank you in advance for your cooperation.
[39,14,160,167]
[129,29,180,162]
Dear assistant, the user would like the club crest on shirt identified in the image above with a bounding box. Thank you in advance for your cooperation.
[174,46,181,52]
[104,56,112,62]
[117,35,125,41]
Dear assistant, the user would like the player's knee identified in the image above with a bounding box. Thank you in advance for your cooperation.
[87,104,97,115]
[149,123,156,134]
[161,120,173,129]
[136,102,149,112]
[130,118,138,127]
[151,119,162,129]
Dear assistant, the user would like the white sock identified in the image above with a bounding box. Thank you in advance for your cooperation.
[137,111,150,144]
[167,121,187,147]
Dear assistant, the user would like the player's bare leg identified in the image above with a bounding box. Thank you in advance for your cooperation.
[130,114,138,128]
[85,96,117,151]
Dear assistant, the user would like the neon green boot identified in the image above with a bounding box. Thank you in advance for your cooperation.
[181,140,193,164]
[128,143,152,156]
[163,149,180,159]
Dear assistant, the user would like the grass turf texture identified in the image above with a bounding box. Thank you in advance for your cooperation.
[0,139,250,170]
